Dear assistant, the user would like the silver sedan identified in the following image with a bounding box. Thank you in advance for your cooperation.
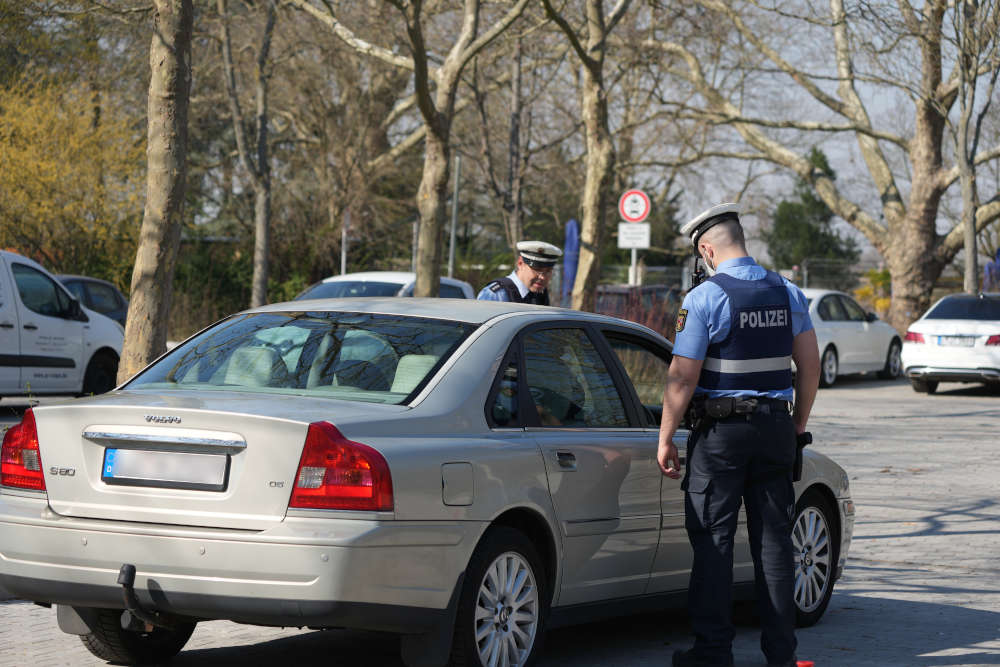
[0,299,853,667]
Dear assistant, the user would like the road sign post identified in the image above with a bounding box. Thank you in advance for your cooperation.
[618,189,650,286]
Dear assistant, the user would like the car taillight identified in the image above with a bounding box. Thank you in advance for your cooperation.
[289,421,393,511]
[904,331,925,343]
[987,335,1000,346]
[1,409,45,491]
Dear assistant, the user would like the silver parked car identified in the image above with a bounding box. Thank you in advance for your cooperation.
[0,299,854,667]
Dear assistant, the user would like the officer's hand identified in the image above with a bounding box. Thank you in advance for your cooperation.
[657,440,682,479]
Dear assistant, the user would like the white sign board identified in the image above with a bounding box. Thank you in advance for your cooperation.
[618,222,650,249]
[618,189,651,223]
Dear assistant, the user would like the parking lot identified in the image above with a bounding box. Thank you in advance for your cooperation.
[3,377,1000,666]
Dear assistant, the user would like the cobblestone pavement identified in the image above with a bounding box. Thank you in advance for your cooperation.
[2,378,1000,666]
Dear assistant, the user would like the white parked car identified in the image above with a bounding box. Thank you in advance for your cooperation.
[0,250,123,397]
[295,271,475,300]
[900,292,1000,393]
[801,288,902,387]
[0,299,853,667]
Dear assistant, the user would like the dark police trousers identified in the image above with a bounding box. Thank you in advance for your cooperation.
[682,400,797,664]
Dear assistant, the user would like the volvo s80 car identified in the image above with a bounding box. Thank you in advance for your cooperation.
[0,299,853,667]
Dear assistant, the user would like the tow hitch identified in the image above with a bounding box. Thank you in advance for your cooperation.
[116,563,176,631]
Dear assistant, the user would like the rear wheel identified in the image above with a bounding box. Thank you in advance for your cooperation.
[877,340,902,379]
[81,351,119,396]
[79,608,195,665]
[910,378,938,394]
[450,526,548,667]
[793,490,838,627]
[819,346,838,388]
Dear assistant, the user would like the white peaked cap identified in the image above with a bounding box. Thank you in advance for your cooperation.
[679,203,741,245]
[516,240,562,266]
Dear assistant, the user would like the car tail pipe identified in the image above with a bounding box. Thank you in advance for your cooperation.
[116,564,177,631]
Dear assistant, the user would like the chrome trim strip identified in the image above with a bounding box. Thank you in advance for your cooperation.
[83,426,246,453]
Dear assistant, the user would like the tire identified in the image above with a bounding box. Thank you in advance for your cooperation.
[793,490,839,628]
[819,346,838,388]
[910,378,938,394]
[79,608,195,665]
[450,526,548,667]
[877,340,902,379]
[82,350,119,396]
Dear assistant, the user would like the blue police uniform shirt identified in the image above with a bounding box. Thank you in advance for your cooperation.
[476,271,528,301]
[672,256,813,401]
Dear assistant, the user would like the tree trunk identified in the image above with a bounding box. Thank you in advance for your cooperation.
[571,40,615,311]
[414,126,450,297]
[252,184,271,305]
[118,0,193,383]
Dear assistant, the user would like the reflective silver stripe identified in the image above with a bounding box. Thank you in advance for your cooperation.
[703,355,792,373]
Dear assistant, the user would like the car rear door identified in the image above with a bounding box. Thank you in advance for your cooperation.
[9,261,84,393]
[837,294,882,367]
[520,324,661,605]
[0,257,21,392]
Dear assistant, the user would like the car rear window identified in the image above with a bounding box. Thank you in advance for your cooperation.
[925,296,1000,320]
[297,281,402,299]
[126,311,475,404]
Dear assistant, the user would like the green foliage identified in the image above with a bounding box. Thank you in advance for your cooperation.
[854,268,892,319]
[762,148,860,270]
[0,71,145,291]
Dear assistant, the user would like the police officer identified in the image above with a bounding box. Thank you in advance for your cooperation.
[477,241,562,305]
[657,203,821,667]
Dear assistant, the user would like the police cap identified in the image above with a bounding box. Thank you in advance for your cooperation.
[679,203,741,248]
[517,240,562,269]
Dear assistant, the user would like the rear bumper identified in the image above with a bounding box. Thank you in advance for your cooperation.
[0,493,482,633]
[904,365,1000,383]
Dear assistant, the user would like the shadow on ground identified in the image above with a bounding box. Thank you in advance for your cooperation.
[146,591,1000,667]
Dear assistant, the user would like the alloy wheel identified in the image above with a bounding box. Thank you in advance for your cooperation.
[793,506,832,613]
[474,551,539,667]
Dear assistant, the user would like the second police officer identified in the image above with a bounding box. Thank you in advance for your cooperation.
[656,204,821,667]
[476,241,562,305]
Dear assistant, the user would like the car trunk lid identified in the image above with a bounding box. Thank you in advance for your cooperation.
[30,392,406,530]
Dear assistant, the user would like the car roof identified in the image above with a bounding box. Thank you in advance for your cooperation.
[316,271,471,287]
[56,274,119,288]
[250,297,663,333]
[799,288,844,299]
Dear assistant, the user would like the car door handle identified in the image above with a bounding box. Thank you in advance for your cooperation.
[0,322,13,329]
[554,451,577,471]
[23,324,38,330]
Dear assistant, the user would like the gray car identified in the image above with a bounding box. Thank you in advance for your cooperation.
[0,299,853,667]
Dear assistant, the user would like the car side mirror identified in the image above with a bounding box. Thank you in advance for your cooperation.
[865,311,878,322]
[67,298,88,322]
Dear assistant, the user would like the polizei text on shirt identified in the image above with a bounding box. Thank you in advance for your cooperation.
[738,308,789,328]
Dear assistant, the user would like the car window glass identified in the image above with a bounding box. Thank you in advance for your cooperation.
[838,295,866,322]
[298,281,402,299]
[63,281,87,304]
[87,282,121,313]
[523,328,628,428]
[126,311,474,404]
[604,335,670,427]
[489,356,521,427]
[817,296,846,322]
[12,263,71,318]
[440,283,467,299]
[925,296,1000,320]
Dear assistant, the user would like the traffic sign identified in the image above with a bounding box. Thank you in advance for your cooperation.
[618,189,650,223]
[618,222,650,249]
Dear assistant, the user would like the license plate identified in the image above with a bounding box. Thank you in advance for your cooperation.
[937,336,975,347]
[102,448,229,491]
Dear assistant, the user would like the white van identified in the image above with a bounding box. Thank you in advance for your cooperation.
[0,250,124,397]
